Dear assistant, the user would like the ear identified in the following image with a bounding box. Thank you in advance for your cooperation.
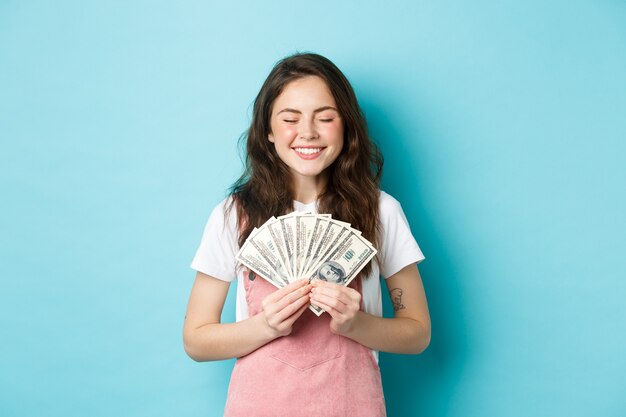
[268,132,275,143]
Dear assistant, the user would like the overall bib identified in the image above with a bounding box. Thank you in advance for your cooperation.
[224,270,386,417]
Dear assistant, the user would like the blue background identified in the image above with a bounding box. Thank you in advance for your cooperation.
[1,1,625,416]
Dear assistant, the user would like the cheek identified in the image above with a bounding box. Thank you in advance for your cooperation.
[275,126,298,143]
[269,121,296,141]
[326,123,344,143]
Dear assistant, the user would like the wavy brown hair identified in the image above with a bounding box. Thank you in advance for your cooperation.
[228,52,383,276]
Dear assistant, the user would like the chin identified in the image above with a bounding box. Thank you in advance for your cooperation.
[298,171,325,178]
[289,166,328,179]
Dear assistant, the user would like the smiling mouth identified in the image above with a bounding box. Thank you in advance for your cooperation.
[293,147,324,156]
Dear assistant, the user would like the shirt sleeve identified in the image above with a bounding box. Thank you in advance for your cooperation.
[190,197,239,282]
[378,192,425,279]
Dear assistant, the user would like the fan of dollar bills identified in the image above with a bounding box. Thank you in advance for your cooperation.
[236,212,377,316]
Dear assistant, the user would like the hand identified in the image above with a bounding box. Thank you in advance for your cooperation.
[260,279,312,338]
[310,280,362,335]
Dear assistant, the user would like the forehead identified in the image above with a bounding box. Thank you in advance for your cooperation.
[272,76,337,112]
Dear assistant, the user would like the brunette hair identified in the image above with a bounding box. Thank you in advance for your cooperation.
[229,52,383,275]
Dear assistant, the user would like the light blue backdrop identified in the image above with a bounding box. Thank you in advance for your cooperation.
[1,1,624,416]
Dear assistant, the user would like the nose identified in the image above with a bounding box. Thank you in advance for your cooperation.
[299,118,319,140]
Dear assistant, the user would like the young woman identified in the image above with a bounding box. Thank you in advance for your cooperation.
[184,53,431,417]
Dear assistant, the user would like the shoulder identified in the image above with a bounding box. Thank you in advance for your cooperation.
[377,190,414,232]
[378,190,404,216]
[376,190,425,276]
[204,195,239,234]
[191,195,241,281]
[210,195,236,219]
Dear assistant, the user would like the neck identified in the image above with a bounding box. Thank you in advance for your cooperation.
[291,173,328,204]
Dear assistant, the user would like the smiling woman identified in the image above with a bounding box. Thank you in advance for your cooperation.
[183,52,431,417]
[268,75,344,195]
[227,54,386,258]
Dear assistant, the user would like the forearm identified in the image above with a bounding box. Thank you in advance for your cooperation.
[184,313,276,362]
[343,311,431,354]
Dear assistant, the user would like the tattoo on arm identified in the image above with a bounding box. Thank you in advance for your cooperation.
[390,288,406,311]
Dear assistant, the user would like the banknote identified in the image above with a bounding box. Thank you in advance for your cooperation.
[247,218,292,285]
[237,225,289,287]
[266,219,295,282]
[294,214,318,279]
[299,216,330,280]
[310,230,376,287]
[302,220,351,279]
[307,229,376,316]
[236,243,287,288]
[236,212,377,316]
[277,213,297,280]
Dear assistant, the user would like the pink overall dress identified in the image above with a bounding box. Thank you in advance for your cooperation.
[224,270,386,417]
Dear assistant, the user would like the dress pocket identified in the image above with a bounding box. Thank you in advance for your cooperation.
[243,269,346,371]
[268,310,345,371]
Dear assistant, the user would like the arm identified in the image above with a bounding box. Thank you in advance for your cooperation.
[183,271,312,362]
[310,263,431,354]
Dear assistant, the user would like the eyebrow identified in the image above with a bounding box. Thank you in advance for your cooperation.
[276,106,339,115]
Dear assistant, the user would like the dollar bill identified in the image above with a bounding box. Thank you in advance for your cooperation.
[299,216,330,281]
[311,230,376,286]
[294,214,318,280]
[266,219,295,283]
[277,213,297,279]
[237,212,376,316]
[302,220,351,279]
[236,243,287,289]
[236,225,289,287]
[308,230,377,316]
[247,219,292,285]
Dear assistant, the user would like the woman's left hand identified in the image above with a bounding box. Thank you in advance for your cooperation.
[309,280,362,335]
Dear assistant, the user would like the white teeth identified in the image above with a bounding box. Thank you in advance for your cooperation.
[294,147,322,155]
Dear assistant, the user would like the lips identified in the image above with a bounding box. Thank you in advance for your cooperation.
[292,147,325,159]
[293,147,323,155]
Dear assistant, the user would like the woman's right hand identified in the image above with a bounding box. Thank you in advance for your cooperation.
[260,279,312,338]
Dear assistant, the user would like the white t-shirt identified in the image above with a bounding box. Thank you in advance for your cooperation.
[190,190,425,360]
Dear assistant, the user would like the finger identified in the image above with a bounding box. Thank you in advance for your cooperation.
[312,280,360,303]
[310,290,348,314]
[309,296,344,319]
[271,283,312,313]
[281,302,310,328]
[265,279,309,303]
[273,293,311,324]
[311,286,353,306]
[311,279,341,289]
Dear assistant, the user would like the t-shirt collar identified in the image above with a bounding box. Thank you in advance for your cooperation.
[293,200,317,213]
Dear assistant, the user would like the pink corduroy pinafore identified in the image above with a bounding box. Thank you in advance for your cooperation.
[223,270,386,417]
